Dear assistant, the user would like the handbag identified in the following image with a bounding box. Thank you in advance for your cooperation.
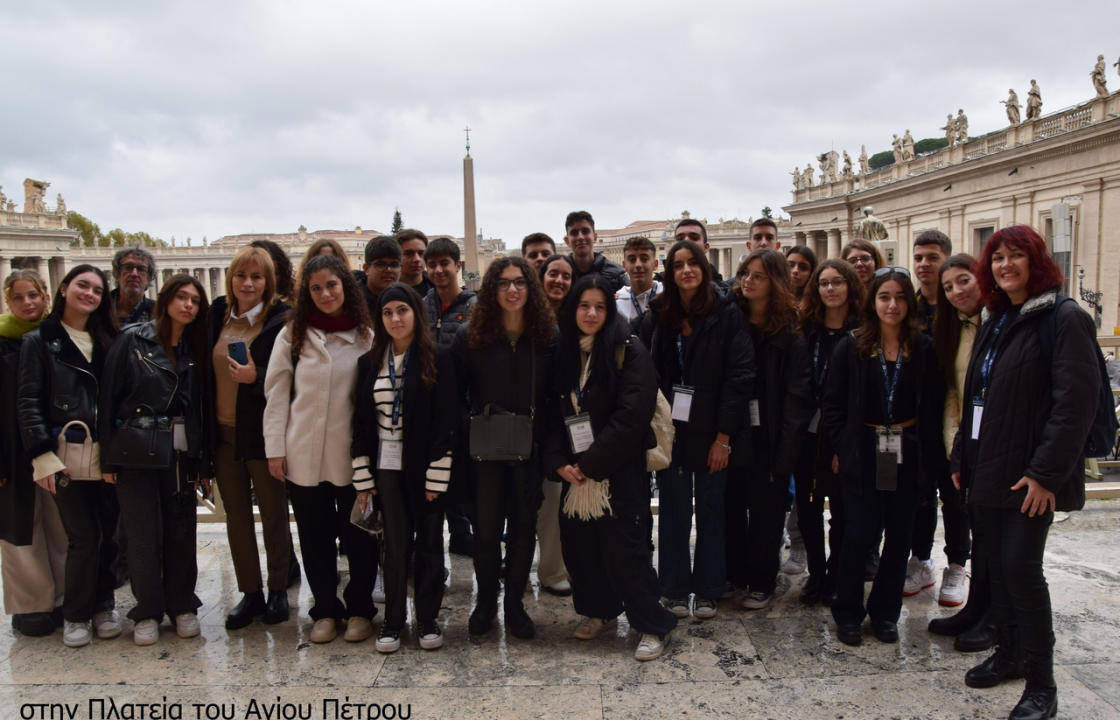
[469,348,535,461]
[614,341,675,472]
[56,420,101,481]
[104,404,174,469]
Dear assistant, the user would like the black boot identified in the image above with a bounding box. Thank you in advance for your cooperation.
[225,591,266,630]
[956,618,997,653]
[1011,656,1057,720]
[965,625,1023,689]
[263,590,289,624]
[800,574,823,605]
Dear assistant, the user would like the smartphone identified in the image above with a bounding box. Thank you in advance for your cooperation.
[227,341,248,365]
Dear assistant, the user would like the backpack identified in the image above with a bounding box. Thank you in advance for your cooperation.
[1038,296,1118,458]
[615,340,675,472]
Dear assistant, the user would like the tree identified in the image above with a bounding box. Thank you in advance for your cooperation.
[869,150,895,171]
[914,137,949,156]
[66,211,102,247]
[761,206,773,218]
[391,208,403,234]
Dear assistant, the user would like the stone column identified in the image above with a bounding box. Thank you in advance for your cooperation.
[827,230,841,260]
[218,267,227,298]
[0,256,10,312]
[724,248,734,275]
[36,257,50,290]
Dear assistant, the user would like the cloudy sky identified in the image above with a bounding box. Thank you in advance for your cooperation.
[2,0,1117,246]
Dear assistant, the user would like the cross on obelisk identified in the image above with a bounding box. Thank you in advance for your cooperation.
[464,126,471,157]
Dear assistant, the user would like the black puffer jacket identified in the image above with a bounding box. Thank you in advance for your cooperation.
[747,324,814,477]
[952,292,1098,511]
[207,297,290,460]
[423,288,476,346]
[569,253,627,294]
[17,317,106,460]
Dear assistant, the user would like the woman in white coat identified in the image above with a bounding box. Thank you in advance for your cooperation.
[263,255,376,644]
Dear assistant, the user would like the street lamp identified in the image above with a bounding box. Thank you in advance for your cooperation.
[1077,266,1103,329]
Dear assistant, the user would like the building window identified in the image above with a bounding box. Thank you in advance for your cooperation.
[972,226,994,256]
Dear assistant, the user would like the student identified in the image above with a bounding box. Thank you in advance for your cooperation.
[296,238,351,284]
[615,236,662,323]
[521,232,556,273]
[674,219,726,285]
[748,218,780,251]
[729,249,813,610]
[355,237,403,318]
[541,254,575,315]
[638,240,753,620]
[100,275,213,646]
[352,283,457,653]
[543,274,677,660]
[17,265,120,648]
[786,245,817,301]
[263,255,376,644]
[250,240,296,304]
[841,239,884,287]
[452,257,556,639]
[396,229,435,299]
[563,211,626,292]
[0,270,65,637]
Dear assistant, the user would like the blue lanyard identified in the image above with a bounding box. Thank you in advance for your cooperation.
[387,348,409,428]
[676,334,687,381]
[812,336,829,391]
[978,313,1010,400]
[877,344,903,425]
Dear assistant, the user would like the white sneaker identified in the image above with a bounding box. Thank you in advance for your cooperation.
[692,598,717,619]
[572,616,616,640]
[741,590,772,610]
[938,563,968,607]
[903,557,936,596]
[372,573,386,604]
[662,597,690,618]
[781,546,808,575]
[635,632,668,661]
[93,609,122,639]
[175,613,200,638]
[63,620,92,648]
[133,618,159,646]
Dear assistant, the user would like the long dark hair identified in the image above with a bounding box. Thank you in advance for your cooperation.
[786,245,818,300]
[933,254,977,390]
[800,258,864,329]
[369,282,437,386]
[651,240,715,330]
[289,255,372,358]
[556,275,629,399]
[153,274,210,375]
[732,248,797,336]
[251,239,295,302]
[466,256,555,349]
[47,264,118,351]
[854,269,921,357]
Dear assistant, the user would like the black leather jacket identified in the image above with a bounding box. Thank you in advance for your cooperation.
[17,317,107,460]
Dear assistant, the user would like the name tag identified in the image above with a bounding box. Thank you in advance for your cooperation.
[749,399,761,427]
[877,428,903,464]
[172,418,188,452]
[808,409,821,435]
[564,413,594,454]
[971,402,984,440]
[671,385,694,422]
[378,439,403,471]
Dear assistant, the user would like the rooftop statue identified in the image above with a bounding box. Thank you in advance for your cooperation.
[1002,88,1021,125]
[1026,80,1043,120]
[1092,55,1109,97]
[941,114,956,147]
[902,130,915,161]
[841,150,853,180]
[790,166,803,189]
[891,134,903,163]
[859,145,870,176]
[803,164,815,187]
[955,109,969,145]
[857,206,889,241]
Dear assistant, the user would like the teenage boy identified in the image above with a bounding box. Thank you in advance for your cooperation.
[674,218,727,285]
[615,236,662,322]
[912,230,951,331]
[521,233,556,273]
[357,236,402,318]
[397,229,435,299]
[563,211,625,292]
[748,218,780,251]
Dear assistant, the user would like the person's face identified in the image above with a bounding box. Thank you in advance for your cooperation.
[496,265,528,315]
[575,288,609,336]
[381,300,415,345]
[564,221,596,261]
[426,256,461,292]
[788,253,812,290]
[166,283,201,329]
[61,272,104,318]
[543,260,573,305]
[623,249,657,287]
[739,259,770,303]
[115,253,149,295]
[913,244,947,288]
[845,249,877,283]
[674,225,704,245]
[990,243,1030,302]
[817,267,849,309]
[750,225,777,250]
[309,269,345,316]
[364,256,401,294]
[875,279,908,328]
[231,260,266,312]
[7,279,46,322]
[941,267,981,317]
[671,250,702,295]
[523,242,554,271]
[399,238,427,280]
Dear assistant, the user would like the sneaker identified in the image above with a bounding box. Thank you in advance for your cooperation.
[63,620,92,648]
[133,618,159,646]
[938,563,968,607]
[372,573,386,604]
[741,591,772,610]
[542,579,572,597]
[635,632,668,661]
[418,621,443,650]
[92,609,122,639]
[572,616,615,640]
[903,557,936,596]
[781,546,807,575]
[693,597,717,619]
[309,618,338,643]
[662,598,690,618]
[175,613,200,639]
[343,617,374,643]
[376,626,401,653]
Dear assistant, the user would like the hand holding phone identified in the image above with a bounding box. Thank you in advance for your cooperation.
[228,341,248,365]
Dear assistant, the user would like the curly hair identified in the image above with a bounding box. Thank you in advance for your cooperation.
[733,249,798,336]
[466,257,555,349]
[288,255,372,358]
[800,258,864,328]
[974,225,1064,313]
[369,282,438,386]
[854,269,921,357]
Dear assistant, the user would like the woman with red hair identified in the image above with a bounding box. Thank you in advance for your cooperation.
[952,225,1098,720]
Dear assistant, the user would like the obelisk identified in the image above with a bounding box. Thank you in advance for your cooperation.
[462,127,480,282]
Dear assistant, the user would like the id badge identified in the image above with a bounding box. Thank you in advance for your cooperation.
[808,409,821,435]
[172,418,188,452]
[876,450,899,491]
[886,432,903,464]
[671,384,694,422]
[971,401,984,440]
[378,439,403,471]
[564,413,594,454]
[749,399,761,427]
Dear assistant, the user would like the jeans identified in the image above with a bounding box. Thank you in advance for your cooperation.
[657,454,726,601]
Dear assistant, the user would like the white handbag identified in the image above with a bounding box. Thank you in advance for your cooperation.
[56,420,102,481]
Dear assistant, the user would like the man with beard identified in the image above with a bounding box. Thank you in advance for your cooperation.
[110,247,156,326]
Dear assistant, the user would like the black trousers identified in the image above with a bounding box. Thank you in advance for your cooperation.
[376,470,445,630]
[52,479,119,622]
[911,465,971,566]
[472,459,542,614]
[115,466,201,622]
[793,432,846,587]
[559,490,677,637]
[288,482,378,621]
[741,469,789,596]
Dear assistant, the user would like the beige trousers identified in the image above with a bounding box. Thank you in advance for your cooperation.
[1,485,67,614]
[535,478,568,585]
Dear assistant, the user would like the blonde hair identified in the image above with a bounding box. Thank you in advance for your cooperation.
[224,246,277,320]
[3,269,50,320]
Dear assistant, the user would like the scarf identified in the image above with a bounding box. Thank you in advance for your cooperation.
[307,306,358,333]
[0,313,41,340]
[562,332,613,521]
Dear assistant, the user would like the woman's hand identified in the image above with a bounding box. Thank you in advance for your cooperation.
[101,472,116,485]
[832,455,840,475]
[707,433,731,473]
[356,489,372,513]
[1011,475,1056,517]
[267,457,287,482]
[557,464,586,486]
[197,477,213,498]
[36,472,59,495]
[425,490,441,502]
[952,472,961,490]
[228,355,257,384]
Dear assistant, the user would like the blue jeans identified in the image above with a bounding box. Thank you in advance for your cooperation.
[657,456,727,601]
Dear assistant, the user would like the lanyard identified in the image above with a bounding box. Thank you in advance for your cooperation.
[876,344,903,425]
[978,312,1010,400]
[630,288,644,318]
[387,348,409,428]
[812,336,829,391]
[676,333,687,381]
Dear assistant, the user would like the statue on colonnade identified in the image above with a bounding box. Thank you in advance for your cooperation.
[1026,80,1043,120]
[841,150,853,180]
[1002,88,1021,125]
[1092,55,1109,97]
[859,145,870,176]
[902,130,915,161]
[857,206,888,241]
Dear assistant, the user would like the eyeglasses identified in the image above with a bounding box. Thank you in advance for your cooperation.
[497,278,528,292]
[847,254,875,266]
[372,260,401,271]
[818,278,847,289]
[873,266,911,279]
[120,263,148,275]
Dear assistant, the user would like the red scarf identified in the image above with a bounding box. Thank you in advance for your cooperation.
[307,307,358,333]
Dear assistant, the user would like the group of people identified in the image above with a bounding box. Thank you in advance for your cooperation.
[0,212,1098,718]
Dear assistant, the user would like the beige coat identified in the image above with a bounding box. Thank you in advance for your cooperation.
[943,314,978,457]
[263,324,372,487]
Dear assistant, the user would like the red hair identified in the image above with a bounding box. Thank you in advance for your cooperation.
[974,225,1064,312]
